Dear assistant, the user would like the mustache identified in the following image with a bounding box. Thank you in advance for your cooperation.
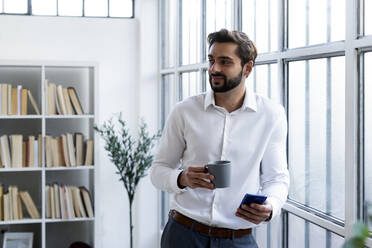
[210,73,226,77]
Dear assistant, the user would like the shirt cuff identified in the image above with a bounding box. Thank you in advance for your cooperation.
[265,196,281,220]
[170,169,187,194]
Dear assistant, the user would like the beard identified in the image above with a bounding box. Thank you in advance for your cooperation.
[209,69,243,93]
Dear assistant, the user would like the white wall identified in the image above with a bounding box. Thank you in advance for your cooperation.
[0,13,159,247]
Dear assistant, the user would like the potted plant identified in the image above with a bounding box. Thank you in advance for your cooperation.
[94,113,160,248]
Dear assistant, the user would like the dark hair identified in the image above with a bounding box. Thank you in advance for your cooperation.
[207,29,257,67]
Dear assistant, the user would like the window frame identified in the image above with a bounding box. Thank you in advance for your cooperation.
[0,0,135,18]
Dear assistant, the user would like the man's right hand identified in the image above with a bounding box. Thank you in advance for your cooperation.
[178,166,215,190]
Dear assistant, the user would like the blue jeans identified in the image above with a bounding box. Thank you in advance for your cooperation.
[161,216,259,248]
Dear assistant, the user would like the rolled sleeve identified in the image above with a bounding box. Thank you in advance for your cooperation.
[260,107,290,220]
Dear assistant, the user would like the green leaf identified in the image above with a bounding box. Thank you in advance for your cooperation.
[352,221,369,239]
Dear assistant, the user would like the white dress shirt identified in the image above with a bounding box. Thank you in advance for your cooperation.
[151,88,289,230]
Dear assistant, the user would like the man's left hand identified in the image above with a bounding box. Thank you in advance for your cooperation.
[235,202,273,224]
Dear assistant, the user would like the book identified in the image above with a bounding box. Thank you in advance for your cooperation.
[66,133,76,166]
[51,138,63,167]
[27,90,40,115]
[27,136,35,167]
[45,136,53,167]
[0,135,11,168]
[0,185,3,220]
[7,84,12,115]
[21,88,28,115]
[1,84,8,115]
[50,185,55,219]
[17,85,22,115]
[71,186,81,218]
[47,82,57,115]
[76,133,84,166]
[11,87,17,115]
[19,191,40,219]
[22,141,26,167]
[10,135,23,168]
[10,186,19,220]
[17,194,23,219]
[73,186,86,218]
[56,85,67,115]
[85,140,94,165]
[59,185,67,219]
[38,134,42,167]
[63,87,73,115]
[34,138,38,167]
[80,187,93,218]
[3,192,9,221]
[45,185,51,218]
[61,135,70,167]
[53,184,61,218]
[68,87,84,115]
[66,186,76,218]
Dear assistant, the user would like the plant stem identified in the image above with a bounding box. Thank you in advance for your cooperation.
[129,200,133,248]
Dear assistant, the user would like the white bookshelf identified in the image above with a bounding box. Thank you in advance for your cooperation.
[0,60,97,248]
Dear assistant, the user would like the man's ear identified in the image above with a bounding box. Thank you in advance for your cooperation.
[243,61,254,77]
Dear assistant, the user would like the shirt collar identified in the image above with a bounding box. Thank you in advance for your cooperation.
[204,86,257,112]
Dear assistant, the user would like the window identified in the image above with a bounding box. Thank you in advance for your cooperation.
[0,0,134,18]
[160,0,372,246]
[288,57,345,220]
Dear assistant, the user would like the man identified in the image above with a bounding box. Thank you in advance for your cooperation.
[151,29,289,248]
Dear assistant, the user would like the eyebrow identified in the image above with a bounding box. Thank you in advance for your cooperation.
[208,55,234,61]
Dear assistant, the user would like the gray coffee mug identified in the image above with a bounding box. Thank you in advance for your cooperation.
[205,160,231,188]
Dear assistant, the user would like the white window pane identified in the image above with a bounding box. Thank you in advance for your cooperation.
[289,0,345,48]
[366,0,372,35]
[4,0,27,14]
[85,0,107,17]
[181,0,201,65]
[162,0,176,68]
[242,0,278,53]
[32,0,57,15]
[0,0,3,12]
[365,52,372,229]
[289,57,345,220]
[206,0,233,58]
[181,71,201,99]
[109,0,132,17]
[58,0,82,16]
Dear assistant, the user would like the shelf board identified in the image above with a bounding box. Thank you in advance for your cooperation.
[45,115,94,119]
[0,219,42,225]
[0,167,42,172]
[45,217,94,223]
[0,115,42,119]
[45,165,94,171]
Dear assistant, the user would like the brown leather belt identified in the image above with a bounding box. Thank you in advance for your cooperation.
[170,210,252,239]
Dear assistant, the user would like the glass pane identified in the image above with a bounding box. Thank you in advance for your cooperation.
[161,74,176,126]
[366,0,372,35]
[246,64,281,104]
[4,0,27,14]
[206,0,233,58]
[109,0,133,17]
[58,0,82,16]
[288,213,345,247]
[288,0,345,48]
[162,0,176,68]
[85,0,108,17]
[365,52,372,229]
[32,0,57,15]
[181,0,201,65]
[181,71,202,99]
[0,0,3,13]
[242,0,278,53]
[288,57,345,220]
[254,212,283,247]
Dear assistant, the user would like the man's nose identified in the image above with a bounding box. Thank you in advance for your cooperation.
[209,62,221,73]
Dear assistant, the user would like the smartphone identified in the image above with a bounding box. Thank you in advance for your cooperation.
[239,193,267,208]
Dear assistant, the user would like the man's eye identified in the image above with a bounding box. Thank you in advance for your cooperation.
[221,60,231,65]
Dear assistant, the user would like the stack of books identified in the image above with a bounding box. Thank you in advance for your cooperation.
[45,80,84,115]
[0,185,40,221]
[0,84,40,115]
[45,184,93,219]
[44,133,94,167]
[0,134,42,168]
